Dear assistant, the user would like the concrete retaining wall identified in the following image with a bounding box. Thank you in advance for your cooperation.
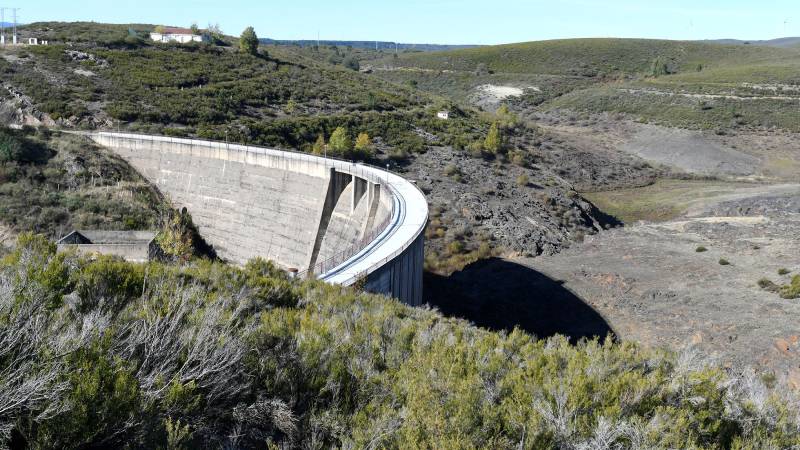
[57,243,153,263]
[89,132,428,305]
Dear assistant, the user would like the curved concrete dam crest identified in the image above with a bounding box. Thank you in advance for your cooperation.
[89,132,428,306]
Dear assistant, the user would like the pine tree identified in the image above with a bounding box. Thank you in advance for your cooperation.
[239,27,259,55]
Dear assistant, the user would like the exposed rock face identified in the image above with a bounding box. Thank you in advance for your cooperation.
[406,145,615,259]
[0,84,57,127]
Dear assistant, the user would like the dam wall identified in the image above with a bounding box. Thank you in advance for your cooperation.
[89,132,428,305]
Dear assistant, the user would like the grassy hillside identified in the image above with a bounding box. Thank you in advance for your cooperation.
[18,21,156,45]
[385,38,798,77]
[378,37,800,132]
[1,234,799,448]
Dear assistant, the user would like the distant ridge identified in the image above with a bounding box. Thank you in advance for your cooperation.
[260,38,479,52]
[704,37,800,48]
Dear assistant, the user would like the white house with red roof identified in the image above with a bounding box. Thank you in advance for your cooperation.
[150,27,209,44]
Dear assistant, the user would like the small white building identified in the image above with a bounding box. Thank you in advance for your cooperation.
[436,111,450,120]
[150,27,209,44]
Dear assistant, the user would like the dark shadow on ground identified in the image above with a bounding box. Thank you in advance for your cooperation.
[424,257,614,342]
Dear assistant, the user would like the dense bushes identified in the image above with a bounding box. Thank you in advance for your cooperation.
[0,128,52,164]
[2,35,496,157]
[2,235,797,448]
[780,275,800,299]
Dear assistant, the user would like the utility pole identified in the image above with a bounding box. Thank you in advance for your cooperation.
[11,8,18,45]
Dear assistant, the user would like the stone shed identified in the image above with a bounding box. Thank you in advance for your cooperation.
[57,230,159,263]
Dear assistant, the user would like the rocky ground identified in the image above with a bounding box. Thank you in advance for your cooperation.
[519,189,800,386]
[403,143,621,272]
[400,114,679,272]
[430,179,800,389]
[421,106,800,389]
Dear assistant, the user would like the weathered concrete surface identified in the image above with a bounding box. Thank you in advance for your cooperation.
[57,230,158,263]
[89,133,428,305]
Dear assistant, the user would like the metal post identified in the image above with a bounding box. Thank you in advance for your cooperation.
[11,8,17,46]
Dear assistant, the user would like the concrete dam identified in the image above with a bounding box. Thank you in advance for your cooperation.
[90,132,428,306]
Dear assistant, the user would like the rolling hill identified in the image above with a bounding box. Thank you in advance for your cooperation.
[383,38,800,77]
[375,37,800,132]
[260,38,479,52]
[3,22,468,155]
[708,37,800,48]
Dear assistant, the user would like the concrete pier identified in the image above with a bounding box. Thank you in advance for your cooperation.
[89,132,428,306]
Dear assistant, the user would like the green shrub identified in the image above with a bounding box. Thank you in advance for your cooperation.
[778,268,791,276]
[695,245,708,253]
[484,122,503,154]
[758,278,779,293]
[343,55,360,71]
[780,275,800,299]
[444,164,460,177]
[0,131,23,163]
[0,234,798,448]
[447,240,466,255]
[719,258,731,266]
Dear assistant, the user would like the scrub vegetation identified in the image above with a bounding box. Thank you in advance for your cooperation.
[1,234,799,449]
[378,38,800,133]
[0,126,164,238]
[3,22,490,160]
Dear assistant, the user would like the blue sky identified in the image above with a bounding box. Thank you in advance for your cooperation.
[12,0,800,45]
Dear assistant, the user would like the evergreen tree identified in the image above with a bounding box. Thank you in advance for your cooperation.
[342,55,360,71]
[239,27,259,55]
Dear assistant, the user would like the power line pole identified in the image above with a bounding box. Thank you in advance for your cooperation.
[11,8,19,45]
